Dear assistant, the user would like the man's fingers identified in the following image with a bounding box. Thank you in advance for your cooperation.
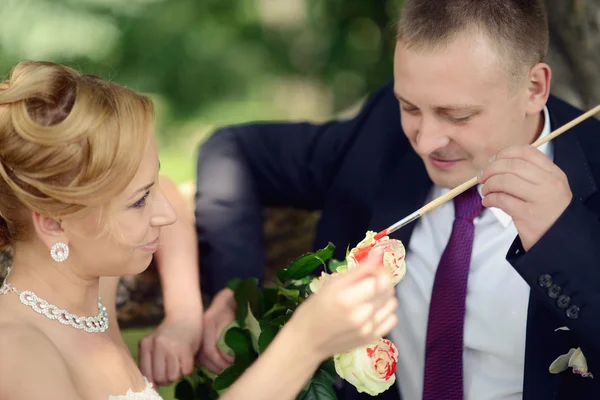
[480,173,538,202]
[479,157,543,185]
[219,348,235,364]
[199,322,234,372]
[166,351,181,383]
[197,354,223,375]
[494,145,555,174]
[206,348,232,371]
[152,346,168,386]
[180,353,195,377]
[482,192,524,216]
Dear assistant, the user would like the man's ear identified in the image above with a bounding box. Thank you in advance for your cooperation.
[526,62,552,116]
[31,211,67,249]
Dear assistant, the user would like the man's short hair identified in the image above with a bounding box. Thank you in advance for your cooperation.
[397,0,549,77]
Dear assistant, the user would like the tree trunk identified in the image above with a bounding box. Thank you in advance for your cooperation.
[545,0,600,109]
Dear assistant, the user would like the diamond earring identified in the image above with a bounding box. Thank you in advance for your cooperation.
[50,242,69,262]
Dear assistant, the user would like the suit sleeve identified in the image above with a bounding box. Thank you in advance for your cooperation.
[506,197,600,371]
[194,83,395,296]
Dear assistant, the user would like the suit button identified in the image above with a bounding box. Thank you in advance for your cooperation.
[547,284,561,299]
[538,274,553,288]
[566,305,580,319]
[557,295,571,309]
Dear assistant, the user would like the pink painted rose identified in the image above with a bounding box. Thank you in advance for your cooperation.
[346,231,406,286]
[333,338,399,396]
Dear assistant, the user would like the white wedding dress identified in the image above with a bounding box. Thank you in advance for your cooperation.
[108,378,163,400]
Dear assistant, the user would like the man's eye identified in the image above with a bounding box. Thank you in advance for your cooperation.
[402,107,420,114]
[448,115,472,124]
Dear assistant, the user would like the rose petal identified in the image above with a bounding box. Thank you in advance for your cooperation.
[346,231,407,287]
[569,348,593,378]
[549,348,577,374]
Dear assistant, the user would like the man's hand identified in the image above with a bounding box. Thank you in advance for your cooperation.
[196,288,236,374]
[139,315,202,387]
[479,145,573,251]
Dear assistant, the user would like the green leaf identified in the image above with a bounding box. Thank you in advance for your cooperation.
[224,327,254,363]
[262,304,288,319]
[213,362,252,391]
[198,366,218,382]
[234,278,263,326]
[212,328,256,391]
[257,324,279,353]
[227,277,243,292]
[270,312,293,327]
[193,373,220,400]
[327,258,347,274]
[174,379,195,400]
[278,243,336,282]
[216,320,239,358]
[278,286,300,302]
[262,287,279,314]
[244,303,262,353]
[296,369,337,400]
[319,359,337,384]
[288,276,316,287]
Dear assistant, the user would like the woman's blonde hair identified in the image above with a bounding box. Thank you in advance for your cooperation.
[0,61,155,249]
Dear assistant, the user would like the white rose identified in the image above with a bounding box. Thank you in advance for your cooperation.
[334,338,399,396]
[308,271,334,294]
[346,231,406,286]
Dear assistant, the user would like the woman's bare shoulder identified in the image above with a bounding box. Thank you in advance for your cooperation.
[0,322,81,399]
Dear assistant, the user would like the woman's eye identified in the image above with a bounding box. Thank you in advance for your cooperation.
[131,191,150,209]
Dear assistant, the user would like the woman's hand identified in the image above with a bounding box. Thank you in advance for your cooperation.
[290,247,398,361]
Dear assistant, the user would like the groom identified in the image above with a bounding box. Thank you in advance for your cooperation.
[195,0,600,399]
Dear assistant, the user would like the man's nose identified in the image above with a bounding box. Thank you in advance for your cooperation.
[414,117,450,155]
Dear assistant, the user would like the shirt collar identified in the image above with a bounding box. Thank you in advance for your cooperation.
[477,106,554,227]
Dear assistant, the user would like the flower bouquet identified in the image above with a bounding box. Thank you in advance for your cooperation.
[174,231,406,399]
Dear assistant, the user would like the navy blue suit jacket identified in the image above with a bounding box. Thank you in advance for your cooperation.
[195,82,600,399]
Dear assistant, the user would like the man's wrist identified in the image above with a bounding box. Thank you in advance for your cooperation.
[164,296,204,322]
[214,288,236,309]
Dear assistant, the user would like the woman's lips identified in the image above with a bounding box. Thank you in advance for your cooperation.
[139,237,159,252]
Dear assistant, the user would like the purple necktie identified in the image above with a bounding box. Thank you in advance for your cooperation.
[422,187,484,400]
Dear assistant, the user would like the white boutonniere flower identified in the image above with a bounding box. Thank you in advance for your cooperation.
[549,327,593,379]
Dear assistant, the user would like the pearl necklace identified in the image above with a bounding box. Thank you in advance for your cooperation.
[0,268,109,333]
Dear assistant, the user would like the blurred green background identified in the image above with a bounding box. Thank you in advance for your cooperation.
[0,0,402,186]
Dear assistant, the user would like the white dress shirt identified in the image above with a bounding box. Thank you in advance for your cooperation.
[391,107,553,400]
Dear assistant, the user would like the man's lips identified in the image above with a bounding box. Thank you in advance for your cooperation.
[428,156,464,170]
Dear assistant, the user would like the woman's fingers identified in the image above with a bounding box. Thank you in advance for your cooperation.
[373,297,398,326]
[375,314,399,338]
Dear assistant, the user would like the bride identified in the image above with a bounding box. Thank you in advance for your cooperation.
[0,61,398,399]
